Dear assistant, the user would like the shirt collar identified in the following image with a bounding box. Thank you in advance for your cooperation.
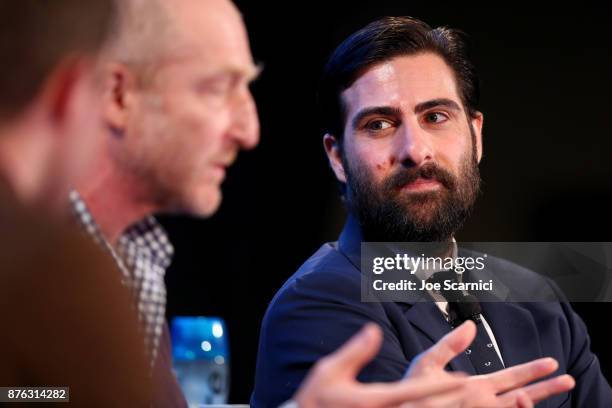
[69,189,174,272]
[410,238,459,282]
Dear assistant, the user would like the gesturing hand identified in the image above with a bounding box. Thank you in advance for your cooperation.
[294,323,468,408]
[404,321,575,408]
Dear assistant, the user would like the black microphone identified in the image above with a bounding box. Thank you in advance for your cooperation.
[448,293,482,327]
[426,269,482,326]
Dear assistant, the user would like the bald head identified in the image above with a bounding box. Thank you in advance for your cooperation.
[106,0,248,71]
[105,0,169,66]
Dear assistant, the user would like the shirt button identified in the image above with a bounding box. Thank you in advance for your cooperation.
[487,343,493,348]
[465,348,472,355]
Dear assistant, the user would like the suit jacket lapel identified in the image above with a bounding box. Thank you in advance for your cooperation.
[466,249,544,368]
[480,302,543,368]
[402,302,478,375]
[403,302,545,377]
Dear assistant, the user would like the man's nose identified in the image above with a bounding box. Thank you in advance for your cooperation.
[229,88,260,150]
[394,120,434,167]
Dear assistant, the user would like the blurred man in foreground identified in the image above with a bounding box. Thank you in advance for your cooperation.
[0,0,150,405]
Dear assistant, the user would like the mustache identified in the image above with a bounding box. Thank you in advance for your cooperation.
[383,162,456,192]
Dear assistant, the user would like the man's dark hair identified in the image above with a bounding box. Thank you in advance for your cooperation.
[318,16,480,139]
[0,0,115,120]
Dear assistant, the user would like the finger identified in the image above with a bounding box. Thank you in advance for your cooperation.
[496,390,532,408]
[322,322,383,377]
[350,374,466,407]
[496,375,574,407]
[494,389,533,408]
[522,374,575,403]
[485,357,558,393]
[514,390,534,408]
[407,320,477,375]
[398,387,470,408]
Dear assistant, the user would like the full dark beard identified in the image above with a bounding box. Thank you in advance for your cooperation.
[344,148,481,243]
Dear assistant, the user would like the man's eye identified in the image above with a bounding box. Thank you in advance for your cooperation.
[424,112,449,124]
[365,120,393,131]
[198,77,233,95]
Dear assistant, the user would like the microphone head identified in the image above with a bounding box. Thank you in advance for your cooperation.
[448,293,482,326]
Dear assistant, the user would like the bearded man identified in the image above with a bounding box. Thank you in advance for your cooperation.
[251,16,611,408]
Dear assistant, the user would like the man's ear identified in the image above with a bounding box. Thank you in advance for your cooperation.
[39,57,91,125]
[102,62,138,133]
[471,111,484,163]
[323,133,347,183]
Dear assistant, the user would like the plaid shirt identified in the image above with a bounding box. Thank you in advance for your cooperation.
[69,190,172,365]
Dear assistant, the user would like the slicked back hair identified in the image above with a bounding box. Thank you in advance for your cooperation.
[318,16,480,140]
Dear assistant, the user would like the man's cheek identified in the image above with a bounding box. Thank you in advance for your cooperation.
[431,149,459,178]
[374,159,393,172]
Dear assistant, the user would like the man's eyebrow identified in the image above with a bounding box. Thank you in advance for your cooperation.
[208,62,263,83]
[351,106,402,129]
[414,98,462,114]
[247,62,264,82]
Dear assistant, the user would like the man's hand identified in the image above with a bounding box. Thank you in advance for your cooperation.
[293,323,469,408]
[404,321,576,408]
[294,321,574,408]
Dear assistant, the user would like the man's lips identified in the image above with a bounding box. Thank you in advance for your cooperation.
[399,177,442,191]
[213,155,237,179]
[212,164,227,180]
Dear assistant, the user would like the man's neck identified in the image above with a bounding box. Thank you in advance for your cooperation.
[78,157,157,246]
[0,118,62,213]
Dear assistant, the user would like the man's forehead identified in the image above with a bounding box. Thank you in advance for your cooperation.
[155,0,255,74]
[170,0,240,22]
[155,49,259,80]
[342,53,462,114]
[167,0,249,51]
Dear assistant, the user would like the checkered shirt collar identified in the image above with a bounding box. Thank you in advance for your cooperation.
[69,189,173,364]
[69,190,174,273]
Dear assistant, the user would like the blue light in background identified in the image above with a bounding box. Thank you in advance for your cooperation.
[171,316,228,362]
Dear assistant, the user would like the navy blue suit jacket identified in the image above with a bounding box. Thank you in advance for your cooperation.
[251,216,612,407]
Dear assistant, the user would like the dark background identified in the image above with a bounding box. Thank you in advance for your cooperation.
[161,1,612,402]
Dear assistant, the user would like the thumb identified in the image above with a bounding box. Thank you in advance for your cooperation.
[323,323,383,377]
